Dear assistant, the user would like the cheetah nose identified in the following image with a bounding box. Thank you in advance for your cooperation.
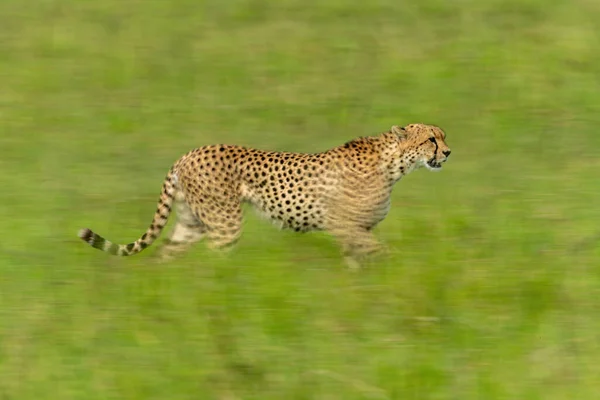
[443,149,451,157]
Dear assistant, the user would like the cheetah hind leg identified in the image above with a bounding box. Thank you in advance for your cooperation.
[187,196,244,256]
[154,198,206,261]
[205,207,243,253]
[155,222,206,261]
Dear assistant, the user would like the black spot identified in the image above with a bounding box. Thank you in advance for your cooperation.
[92,236,106,250]
[80,229,93,243]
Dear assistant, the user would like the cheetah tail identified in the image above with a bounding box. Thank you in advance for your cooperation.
[77,168,177,256]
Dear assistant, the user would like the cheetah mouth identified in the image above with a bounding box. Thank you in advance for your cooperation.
[426,159,443,170]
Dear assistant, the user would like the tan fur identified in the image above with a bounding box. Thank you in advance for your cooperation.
[78,123,451,267]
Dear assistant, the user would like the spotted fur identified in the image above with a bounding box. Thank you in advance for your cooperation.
[78,123,451,267]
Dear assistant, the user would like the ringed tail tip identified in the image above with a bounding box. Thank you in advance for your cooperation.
[78,228,93,244]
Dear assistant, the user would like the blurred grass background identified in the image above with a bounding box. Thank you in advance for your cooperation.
[1,0,600,398]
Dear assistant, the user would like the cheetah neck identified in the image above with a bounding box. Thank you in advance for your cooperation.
[385,154,417,183]
[376,134,420,183]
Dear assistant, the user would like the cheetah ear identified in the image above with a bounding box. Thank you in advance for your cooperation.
[391,125,407,139]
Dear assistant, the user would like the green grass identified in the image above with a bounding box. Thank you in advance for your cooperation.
[1,0,600,398]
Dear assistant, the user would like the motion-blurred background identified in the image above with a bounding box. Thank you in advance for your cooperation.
[1,0,599,398]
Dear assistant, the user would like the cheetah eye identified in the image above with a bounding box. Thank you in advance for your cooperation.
[428,137,437,143]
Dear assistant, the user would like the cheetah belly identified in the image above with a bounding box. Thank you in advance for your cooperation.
[240,182,324,233]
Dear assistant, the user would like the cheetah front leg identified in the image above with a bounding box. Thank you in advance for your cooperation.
[329,227,384,269]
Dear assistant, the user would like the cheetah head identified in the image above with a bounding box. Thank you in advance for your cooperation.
[392,123,451,171]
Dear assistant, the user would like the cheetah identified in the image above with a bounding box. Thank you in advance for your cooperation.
[78,123,451,267]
